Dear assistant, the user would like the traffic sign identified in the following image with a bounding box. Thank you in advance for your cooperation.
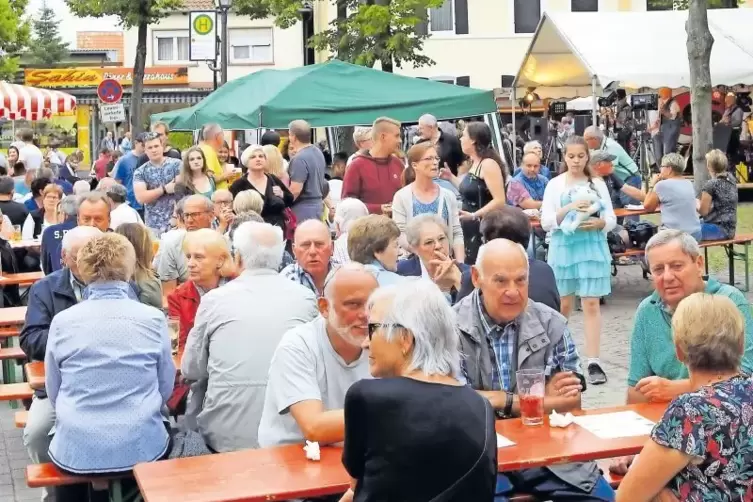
[100,103,126,123]
[189,11,218,61]
[97,78,123,104]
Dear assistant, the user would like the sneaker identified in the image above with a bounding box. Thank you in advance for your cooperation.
[588,362,608,385]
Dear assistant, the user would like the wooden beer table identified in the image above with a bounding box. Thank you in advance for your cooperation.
[133,402,666,502]
[0,272,44,288]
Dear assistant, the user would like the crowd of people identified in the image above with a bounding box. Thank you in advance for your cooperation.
[0,112,748,502]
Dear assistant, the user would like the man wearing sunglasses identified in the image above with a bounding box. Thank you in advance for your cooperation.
[258,263,377,448]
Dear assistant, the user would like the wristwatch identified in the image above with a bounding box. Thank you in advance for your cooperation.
[503,391,514,417]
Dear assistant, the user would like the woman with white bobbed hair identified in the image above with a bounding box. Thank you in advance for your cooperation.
[339,280,496,502]
[229,144,293,232]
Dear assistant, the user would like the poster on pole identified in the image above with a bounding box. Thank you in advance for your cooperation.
[189,11,217,61]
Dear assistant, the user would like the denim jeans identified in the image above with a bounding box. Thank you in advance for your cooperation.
[619,174,642,223]
[701,222,728,241]
[495,469,615,501]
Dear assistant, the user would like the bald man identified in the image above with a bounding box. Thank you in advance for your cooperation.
[258,263,378,447]
[454,239,614,501]
[281,219,333,295]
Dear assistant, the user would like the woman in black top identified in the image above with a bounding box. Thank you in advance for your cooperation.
[229,144,294,231]
[440,122,508,265]
[342,280,496,502]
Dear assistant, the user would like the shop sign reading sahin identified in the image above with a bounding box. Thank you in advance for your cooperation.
[24,67,189,88]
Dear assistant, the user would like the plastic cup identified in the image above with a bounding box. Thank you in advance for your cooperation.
[517,369,545,426]
[12,226,21,242]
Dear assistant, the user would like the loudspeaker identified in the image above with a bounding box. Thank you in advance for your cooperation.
[529,117,549,144]
[573,115,593,136]
[713,124,732,151]
[500,75,515,88]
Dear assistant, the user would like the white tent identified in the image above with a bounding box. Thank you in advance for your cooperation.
[513,9,753,100]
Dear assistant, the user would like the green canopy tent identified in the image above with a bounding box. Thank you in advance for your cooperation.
[151,60,497,130]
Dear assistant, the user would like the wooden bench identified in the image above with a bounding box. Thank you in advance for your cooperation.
[25,362,44,391]
[27,463,133,502]
[0,383,33,401]
[0,346,26,360]
[15,410,27,428]
[614,233,753,291]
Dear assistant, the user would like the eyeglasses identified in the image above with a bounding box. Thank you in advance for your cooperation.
[420,156,440,163]
[214,200,233,206]
[183,210,210,219]
[367,322,404,340]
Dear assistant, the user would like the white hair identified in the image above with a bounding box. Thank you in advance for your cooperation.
[523,140,542,153]
[583,125,604,141]
[352,127,373,144]
[201,123,223,141]
[232,221,284,271]
[367,280,460,377]
[475,239,529,277]
[334,198,368,233]
[645,229,701,265]
[73,180,91,195]
[405,214,448,249]
[418,114,438,128]
[61,226,103,253]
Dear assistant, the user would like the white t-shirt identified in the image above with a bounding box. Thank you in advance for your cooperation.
[109,203,143,230]
[257,316,371,447]
[18,143,43,170]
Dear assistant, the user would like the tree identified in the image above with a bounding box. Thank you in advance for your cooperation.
[235,0,445,72]
[687,0,714,191]
[65,0,183,134]
[0,0,31,79]
[29,0,69,67]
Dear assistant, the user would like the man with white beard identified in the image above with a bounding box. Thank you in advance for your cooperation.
[257,263,378,447]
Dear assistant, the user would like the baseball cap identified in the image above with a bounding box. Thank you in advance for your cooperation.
[589,150,616,165]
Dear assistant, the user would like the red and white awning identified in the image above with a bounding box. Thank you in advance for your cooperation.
[0,81,76,121]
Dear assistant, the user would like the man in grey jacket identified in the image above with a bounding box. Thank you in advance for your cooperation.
[181,221,319,452]
[455,239,615,501]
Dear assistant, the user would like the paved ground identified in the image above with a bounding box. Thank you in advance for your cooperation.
[0,264,748,501]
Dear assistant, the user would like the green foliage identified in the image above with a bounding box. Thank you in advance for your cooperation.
[235,0,445,71]
[64,0,184,27]
[29,1,69,67]
[0,0,31,79]
[168,131,193,151]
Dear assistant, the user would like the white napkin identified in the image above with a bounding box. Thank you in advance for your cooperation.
[523,208,540,218]
[303,440,321,461]
[549,410,575,427]
[625,204,644,210]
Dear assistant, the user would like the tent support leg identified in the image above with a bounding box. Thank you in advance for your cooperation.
[591,76,598,127]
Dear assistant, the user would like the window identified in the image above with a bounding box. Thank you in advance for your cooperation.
[229,28,273,64]
[571,0,598,11]
[514,0,541,34]
[646,0,673,10]
[429,0,453,32]
[153,31,189,64]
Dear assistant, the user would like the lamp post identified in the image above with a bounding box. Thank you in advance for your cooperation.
[298,2,313,66]
[217,0,232,85]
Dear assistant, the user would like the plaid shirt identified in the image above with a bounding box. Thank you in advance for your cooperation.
[280,261,332,296]
[474,291,582,391]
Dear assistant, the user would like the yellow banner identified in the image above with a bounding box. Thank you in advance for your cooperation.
[24,67,189,88]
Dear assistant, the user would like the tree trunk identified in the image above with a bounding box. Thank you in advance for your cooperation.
[687,0,714,193]
[130,20,148,135]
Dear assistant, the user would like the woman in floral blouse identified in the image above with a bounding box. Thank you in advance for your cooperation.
[617,292,753,502]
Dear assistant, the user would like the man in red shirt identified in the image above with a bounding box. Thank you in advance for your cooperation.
[342,117,404,214]
[93,148,112,181]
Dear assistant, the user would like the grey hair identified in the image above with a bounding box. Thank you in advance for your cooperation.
[583,125,604,141]
[61,225,103,252]
[334,198,368,232]
[289,119,312,143]
[352,127,372,144]
[232,221,284,271]
[323,262,367,300]
[405,214,449,249]
[367,280,460,377]
[227,211,264,243]
[185,193,214,212]
[475,239,529,276]
[645,229,701,264]
[233,189,263,214]
[661,152,686,174]
[0,176,14,195]
[35,168,55,180]
[78,190,112,210]
[523,140,542,153]
[58,195,79,218]
[201,123,223,141]
[418,114,438,128]
[73,180,91,195]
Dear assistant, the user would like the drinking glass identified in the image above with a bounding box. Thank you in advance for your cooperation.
[516,369,545,426]
[167,317,180,356]
[12,226,21,242]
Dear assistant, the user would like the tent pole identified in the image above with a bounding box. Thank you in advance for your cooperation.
[511,88,517,149]
[591,75,598,127]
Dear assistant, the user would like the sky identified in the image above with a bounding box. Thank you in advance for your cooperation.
[26,0,121,46]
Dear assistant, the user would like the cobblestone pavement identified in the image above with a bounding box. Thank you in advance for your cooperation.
[0,265,749,501]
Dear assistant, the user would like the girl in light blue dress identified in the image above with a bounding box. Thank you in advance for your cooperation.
[541,136,615,385]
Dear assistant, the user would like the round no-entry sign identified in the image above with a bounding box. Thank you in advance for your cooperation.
[98,78,123,104]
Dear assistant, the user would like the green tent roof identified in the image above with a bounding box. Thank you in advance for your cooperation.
[151,60,496,130]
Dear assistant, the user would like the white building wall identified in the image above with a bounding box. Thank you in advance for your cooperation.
[122,12,303,85]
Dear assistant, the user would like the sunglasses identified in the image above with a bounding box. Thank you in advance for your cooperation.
[367,322,404,340]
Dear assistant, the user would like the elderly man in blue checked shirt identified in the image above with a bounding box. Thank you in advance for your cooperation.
[455,239,615,501]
